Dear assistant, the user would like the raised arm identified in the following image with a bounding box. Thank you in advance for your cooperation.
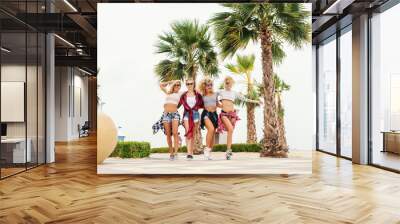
[177,91,186,109]
[197,92,204,109]
[159,81,171,94]
[236,92,261,104]
[216,92,223,108]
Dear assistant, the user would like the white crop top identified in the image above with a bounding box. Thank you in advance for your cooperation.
[186,96,196,108]
[165,92,183,105]
[203,93,218,107]
[217,90,245,102]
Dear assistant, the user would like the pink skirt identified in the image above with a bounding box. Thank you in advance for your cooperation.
[217,110,240,133]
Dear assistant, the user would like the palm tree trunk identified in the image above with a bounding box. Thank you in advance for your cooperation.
[246,76,257,143]
[277,96,288,151]
[190,69,204,154]
[246,103,257,143]
[259,27,287,158]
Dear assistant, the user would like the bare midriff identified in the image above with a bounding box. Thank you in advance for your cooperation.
[164,104,178,113]
[221,100,235,112]
[204,106,217,112]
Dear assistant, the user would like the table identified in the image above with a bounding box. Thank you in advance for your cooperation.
[381,131,400,154]
[1,138,31,163]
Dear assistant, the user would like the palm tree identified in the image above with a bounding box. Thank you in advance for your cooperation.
[154,20,219,82]
[225,54,260,143]
[274,76,290,150]
[154,19,219,154]
[210,3,310,157]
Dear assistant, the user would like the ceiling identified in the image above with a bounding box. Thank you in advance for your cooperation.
[311,0,391,43]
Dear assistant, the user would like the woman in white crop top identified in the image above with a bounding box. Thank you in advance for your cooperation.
[216,76,261,160]
[154,80,183,160]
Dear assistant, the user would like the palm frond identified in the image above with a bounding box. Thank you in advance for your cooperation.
[270,3,311,49]
[211,3,310,62]
[154,59,186,81]
[274,75,291,93]
[209,4,260,59]
[236,54,255,73]
[154,19,219,81]
[271,40,286,65]
[225,54,255,76]
[225,63,240,74]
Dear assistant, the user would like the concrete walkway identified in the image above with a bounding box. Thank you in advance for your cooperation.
[98,151,312,174]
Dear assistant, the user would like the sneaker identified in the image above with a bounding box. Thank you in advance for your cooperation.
[226,150,232,160]
[169,154,175,161]
[186,155,193,160]
[204,148,212,160]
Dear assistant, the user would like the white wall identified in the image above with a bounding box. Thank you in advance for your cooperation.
[55,67,89,141]
[312,45,317,149]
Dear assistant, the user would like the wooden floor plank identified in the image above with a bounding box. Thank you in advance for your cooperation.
[0,135,400,223]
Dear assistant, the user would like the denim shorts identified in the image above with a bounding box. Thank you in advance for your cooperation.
[200,110,218,130]
[162,111,180,123]
[183,111,200,122]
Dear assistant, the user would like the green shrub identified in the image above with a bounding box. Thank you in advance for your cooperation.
[151,143,261,153]
[110,141,151,158]
[110,146,120,157]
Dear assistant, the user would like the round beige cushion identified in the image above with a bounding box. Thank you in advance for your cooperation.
[97,112,118,164]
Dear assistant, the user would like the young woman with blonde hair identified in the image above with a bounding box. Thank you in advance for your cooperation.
[152,80,183,160]
[178,78,204,160]
[198,77,219,160]
[217,76,261,160]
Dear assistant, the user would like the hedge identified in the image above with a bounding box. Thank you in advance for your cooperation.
[151,143,261,153]
[110,141,151,158]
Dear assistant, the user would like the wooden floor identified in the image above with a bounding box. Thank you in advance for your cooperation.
[1,136,400,224]
[0,167,26,178]
[373,151,400,171]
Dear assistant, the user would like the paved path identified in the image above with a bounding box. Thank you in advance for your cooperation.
[98,151,312,174]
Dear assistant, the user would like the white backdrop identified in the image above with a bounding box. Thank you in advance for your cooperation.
[98,3,314,150]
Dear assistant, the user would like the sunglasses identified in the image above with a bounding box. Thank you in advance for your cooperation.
[186,82,194,86]
[175,84,181,87]
[206,83,213,87]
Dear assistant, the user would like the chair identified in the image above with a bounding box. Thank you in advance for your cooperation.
[78,121,90,138]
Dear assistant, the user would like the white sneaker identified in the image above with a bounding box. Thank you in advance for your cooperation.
[204,147,212,160]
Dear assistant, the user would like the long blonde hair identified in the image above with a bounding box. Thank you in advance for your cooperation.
[198,77,214,95]
[168,80,181,94]
[223,76,235,89]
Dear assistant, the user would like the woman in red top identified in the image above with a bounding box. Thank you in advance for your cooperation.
[178,78,203,160]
